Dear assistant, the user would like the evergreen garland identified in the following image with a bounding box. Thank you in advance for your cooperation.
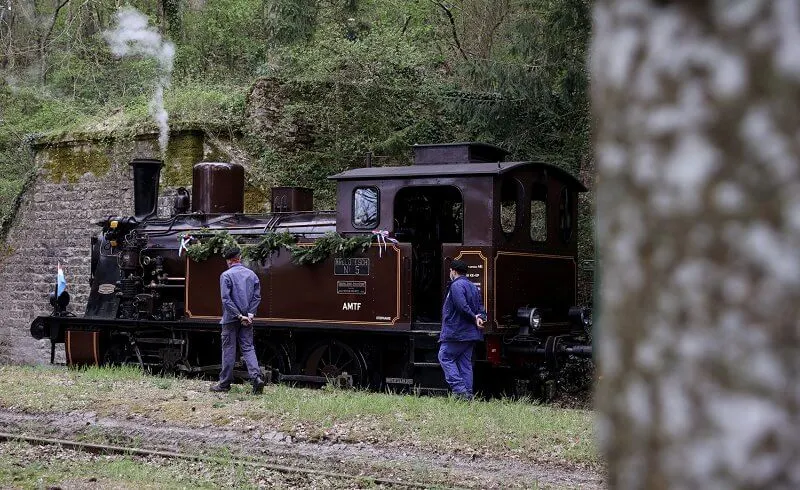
[184,230,239,262]
[290,232,373,265]
[244,231,297,263]
[182,229,374,265]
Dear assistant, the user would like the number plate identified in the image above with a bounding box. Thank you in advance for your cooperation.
[334,257,370,276]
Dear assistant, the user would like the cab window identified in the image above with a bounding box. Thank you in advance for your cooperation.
[530,183,547,242]
[353,187,379,229]
[500,178,522,235]
[559,187,573,243]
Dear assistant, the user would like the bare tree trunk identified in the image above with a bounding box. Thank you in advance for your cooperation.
[0,0,14,70]
[37,0,70,83]
[158,0,180,38]
[593,1,800,488]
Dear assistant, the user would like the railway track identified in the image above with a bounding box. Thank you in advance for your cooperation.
[0,431,453,489]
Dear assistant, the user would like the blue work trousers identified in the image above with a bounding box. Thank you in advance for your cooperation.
[218,321,261,387]
[438,341,475,398]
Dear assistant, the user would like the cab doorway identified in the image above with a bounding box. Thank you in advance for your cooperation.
[393,186,463,323]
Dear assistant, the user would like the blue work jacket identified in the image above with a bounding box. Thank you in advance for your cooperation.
[440,276,486,342]
[219,263,261,324]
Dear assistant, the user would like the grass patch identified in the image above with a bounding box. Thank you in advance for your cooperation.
[71,364,146,381]
[251,386,596,464]
[165,82,247,127]
[0,365,598,467]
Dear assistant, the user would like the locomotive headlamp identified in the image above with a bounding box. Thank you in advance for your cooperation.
[569,306,592,336]
[582,308,593,337]
[530,309,542,329]
[49,289,70,314]
[516,307,542,332]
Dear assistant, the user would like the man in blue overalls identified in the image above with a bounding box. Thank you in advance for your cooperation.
[211,247,265,394]
[438,259,487,400]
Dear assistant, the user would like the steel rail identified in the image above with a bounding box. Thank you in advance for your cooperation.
[0,431,452,489]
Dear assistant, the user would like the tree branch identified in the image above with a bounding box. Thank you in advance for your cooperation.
[431,0,469,62]
[36,0,71,82]
[41,0,71,51]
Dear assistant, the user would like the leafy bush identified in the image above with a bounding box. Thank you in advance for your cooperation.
[177,0,270,79]
[165,83,247,127]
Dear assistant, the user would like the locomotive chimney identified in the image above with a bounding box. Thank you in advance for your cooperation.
[130,159,163,220]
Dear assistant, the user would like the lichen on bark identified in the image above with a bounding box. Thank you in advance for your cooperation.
[593,0,800,488]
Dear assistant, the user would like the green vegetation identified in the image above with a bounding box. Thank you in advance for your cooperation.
[0,1,592,250]
[0,365,598,467]
[0,443,205,489]
[162,130,205,186]
[254,384,596,465]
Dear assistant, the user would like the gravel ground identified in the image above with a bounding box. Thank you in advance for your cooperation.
[0,408,603,489]
[0,366,604,489]
[0,440,396,489]
[0,366,597,467]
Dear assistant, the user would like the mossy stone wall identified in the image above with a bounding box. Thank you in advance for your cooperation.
[0,129,212,364]
[43,144,112,184]
[162,131,205,187]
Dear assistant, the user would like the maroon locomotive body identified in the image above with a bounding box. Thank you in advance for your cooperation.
[30,142,592,396]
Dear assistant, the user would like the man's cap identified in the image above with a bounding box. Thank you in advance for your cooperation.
[223,247,241,260]
[449,259,468,274]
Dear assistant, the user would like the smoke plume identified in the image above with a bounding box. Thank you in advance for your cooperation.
[104,8,175,155]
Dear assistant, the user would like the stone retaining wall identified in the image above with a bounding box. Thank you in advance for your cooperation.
[0,131,205,363]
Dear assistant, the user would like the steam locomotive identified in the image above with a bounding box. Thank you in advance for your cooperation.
[30,142,592,396]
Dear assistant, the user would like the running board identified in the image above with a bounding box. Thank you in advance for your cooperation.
[278,373,354,388]
[412,362,440,368]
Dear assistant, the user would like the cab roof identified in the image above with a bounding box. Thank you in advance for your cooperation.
[328,161,588,192]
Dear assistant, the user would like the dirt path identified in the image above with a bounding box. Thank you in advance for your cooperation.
[0,408,603,489]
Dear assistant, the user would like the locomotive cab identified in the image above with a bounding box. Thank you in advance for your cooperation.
[330,142,589,334]
[329,142,592,395]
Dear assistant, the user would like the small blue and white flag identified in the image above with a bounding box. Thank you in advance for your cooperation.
[57,262,67,296]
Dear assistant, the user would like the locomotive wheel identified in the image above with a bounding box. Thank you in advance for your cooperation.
[102,335,143,369]
[259,342,292,380]
[302,340,367,388]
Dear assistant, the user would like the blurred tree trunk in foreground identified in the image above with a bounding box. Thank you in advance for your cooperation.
[593,1,800,488]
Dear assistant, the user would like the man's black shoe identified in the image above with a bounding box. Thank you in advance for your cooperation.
[252,377,265,395]
[210,383,230,393]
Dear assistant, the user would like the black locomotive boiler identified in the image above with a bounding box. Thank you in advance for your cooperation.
[30,142,592,396]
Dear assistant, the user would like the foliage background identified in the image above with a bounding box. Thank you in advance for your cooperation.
[0,0,592,265]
